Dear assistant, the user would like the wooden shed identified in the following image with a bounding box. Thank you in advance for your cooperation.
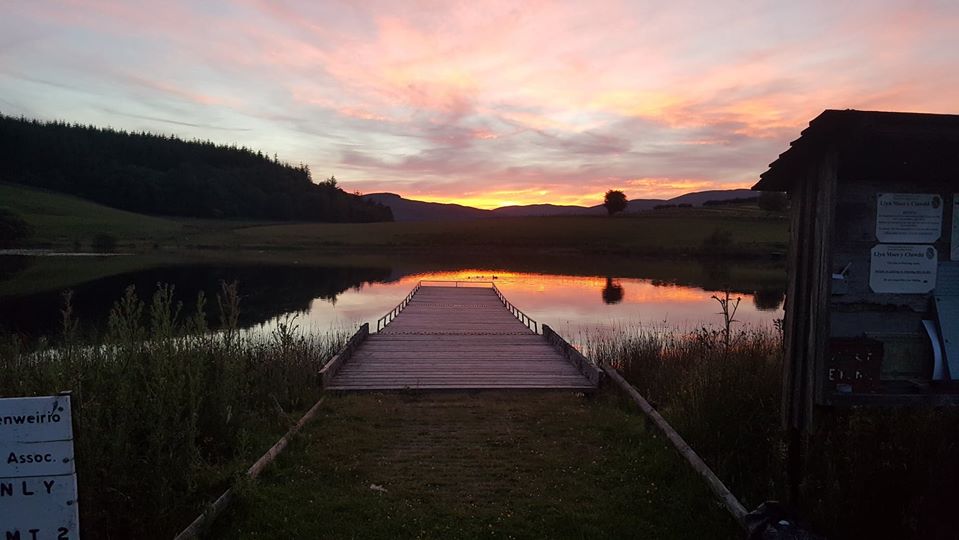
[753,109,959,433]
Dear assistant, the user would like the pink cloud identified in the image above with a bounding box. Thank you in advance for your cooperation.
[4,0,959,204]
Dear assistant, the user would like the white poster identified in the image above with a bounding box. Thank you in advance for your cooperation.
[876,193,943,243]
[869,244,938,294]
[0,395,79,539]
[952,195,958,260]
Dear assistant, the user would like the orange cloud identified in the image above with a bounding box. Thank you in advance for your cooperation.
[7,0,959,208]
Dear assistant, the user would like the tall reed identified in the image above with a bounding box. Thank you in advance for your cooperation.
[586,323,784,509]
[0,282,345,537]
[587,314,959,539]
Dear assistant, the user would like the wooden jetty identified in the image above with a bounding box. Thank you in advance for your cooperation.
[321,281,601,391]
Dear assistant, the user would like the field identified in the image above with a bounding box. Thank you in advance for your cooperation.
[229,207,787,257]
[2,183,788,257]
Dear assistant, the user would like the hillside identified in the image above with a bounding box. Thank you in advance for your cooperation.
[362,193,488,221]
[363,190,756,221]
[0,182,184,246]
[0,115,392,223]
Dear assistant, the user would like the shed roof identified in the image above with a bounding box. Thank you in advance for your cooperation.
[753,109,959,191]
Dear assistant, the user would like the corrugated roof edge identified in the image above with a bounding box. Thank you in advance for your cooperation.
[752,109,959,192]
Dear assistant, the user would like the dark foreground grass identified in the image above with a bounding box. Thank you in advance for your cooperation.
[211,391,740,539]
[0,283,344,538]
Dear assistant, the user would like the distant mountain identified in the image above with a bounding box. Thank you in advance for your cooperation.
[491,204,605,217]
[362,193,489,221]
[666,189,756,206]
[364,188,756,221]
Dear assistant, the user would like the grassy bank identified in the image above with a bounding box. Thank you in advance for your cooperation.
[2,182,788,257]
[0,283,344,538]
[212,392,739,539]
[0,182,186,247]
[223,210,787,257]
[589,318,959,539]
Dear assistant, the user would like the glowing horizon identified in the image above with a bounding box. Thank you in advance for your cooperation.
[2,1,957,206]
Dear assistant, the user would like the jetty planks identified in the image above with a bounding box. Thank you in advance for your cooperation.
[326,285,597,391]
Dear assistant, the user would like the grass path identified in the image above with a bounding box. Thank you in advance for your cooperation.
[211,391,739,539]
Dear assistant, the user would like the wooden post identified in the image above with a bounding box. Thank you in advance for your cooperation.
[174,396,327,539]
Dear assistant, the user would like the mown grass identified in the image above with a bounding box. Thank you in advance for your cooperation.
[0,282,345,538]
[211,391,740,539]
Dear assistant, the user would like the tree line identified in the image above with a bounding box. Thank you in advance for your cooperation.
[0,115,392,222]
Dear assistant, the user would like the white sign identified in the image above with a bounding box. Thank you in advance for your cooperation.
[870,244,938,294]
[876,193,943,243]
[952,195,958,260]
[1,395,79,539]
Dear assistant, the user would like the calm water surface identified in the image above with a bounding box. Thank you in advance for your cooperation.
[283,269,783,338]
[0,256,784,341]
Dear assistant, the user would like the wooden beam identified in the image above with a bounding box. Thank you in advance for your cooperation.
[603,366,748,529]
[174,396,328,539]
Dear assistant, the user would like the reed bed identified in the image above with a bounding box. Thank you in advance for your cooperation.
[0,282,344,537]
[585,299,959,539]
[585,319,785,510]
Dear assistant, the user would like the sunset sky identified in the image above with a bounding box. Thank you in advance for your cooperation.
[2,1,957,208]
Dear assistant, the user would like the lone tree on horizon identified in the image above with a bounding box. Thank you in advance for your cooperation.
[603,190,628,216]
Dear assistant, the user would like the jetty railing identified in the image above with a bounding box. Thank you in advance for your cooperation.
[376,280,540,334]
[417,279,495,288]
[376,283,421,331]
[492,283,538,334]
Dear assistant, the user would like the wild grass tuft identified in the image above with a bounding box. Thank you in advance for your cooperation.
[586,307,959,539]
[586,322,784,510]
[0,282,346,537]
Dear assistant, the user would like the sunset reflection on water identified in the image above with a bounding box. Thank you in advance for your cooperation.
[277,269,783,338]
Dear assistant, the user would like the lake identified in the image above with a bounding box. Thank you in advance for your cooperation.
[0,254,785,342]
